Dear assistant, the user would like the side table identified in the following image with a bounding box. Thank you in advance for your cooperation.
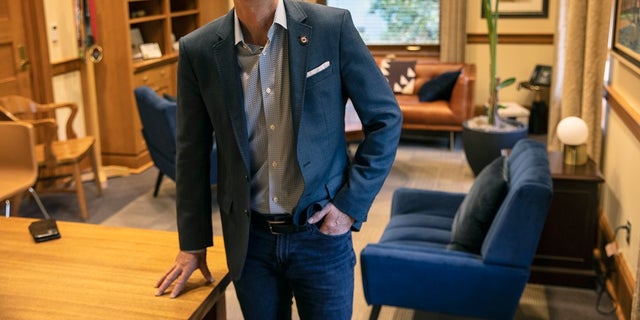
[528,151,605,288]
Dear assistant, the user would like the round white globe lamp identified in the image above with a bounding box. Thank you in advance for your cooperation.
[556,116,588,165]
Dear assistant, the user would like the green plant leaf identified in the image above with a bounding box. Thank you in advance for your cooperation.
[496,77,516,90]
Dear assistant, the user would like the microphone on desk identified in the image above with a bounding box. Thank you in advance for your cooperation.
[28,187,51,220]
[26,187,61,243]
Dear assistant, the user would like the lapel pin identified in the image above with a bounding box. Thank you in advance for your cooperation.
[299,35,308,45]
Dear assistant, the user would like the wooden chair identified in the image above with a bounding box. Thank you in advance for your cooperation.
[0,121,52,218]
[0,96,102,220]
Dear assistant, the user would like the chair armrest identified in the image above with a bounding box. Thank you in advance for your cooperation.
[37,102,79,140]
[0,105,57,167]
[448,64,476,123]
[23,118,57,168]
[391,187,465,218]
[0,106,19,121]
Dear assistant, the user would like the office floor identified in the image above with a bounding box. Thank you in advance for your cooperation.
[17,135,618,319]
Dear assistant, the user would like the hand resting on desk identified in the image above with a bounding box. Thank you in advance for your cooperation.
[155,250,215,298]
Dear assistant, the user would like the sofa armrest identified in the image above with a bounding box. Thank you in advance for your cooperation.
[448,64,476,123]
[391,187,465,218]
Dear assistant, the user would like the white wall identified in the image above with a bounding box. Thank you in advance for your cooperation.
[52,71,86,140]
[466,0,557,34]
[43,0,79,63]
[465,0,557,107]
[43,0,87,138]
[466,44,555,106]
[603,57,640,277]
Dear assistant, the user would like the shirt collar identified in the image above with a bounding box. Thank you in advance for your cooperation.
[234,0,287,46]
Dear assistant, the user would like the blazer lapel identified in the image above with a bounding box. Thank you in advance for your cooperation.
[285,0,311,139]
[212,10,251,173]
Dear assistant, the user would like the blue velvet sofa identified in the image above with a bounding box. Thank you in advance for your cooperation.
[360,139,553,320]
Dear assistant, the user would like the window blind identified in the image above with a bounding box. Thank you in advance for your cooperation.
[326,0,440,45]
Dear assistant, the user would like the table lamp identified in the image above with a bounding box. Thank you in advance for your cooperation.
[556,116,588,165]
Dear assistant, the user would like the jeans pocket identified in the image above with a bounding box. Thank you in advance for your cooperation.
[310,223,351,239]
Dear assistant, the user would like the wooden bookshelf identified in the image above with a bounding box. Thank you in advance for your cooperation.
[92,0,228,169]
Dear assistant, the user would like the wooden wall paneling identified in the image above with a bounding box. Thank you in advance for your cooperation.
[605,86,640,143]
[199,0,229,26]
[597,85,640,320]
[466,33,555,45]
[598,215,633,320]
[21,0,53,102]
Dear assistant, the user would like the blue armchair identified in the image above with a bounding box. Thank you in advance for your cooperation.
[133,86,217,197]
[360,139,553,320]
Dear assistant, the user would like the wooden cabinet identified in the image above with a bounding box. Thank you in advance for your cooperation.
[134,65,174,97]
[92,0,228,169]
[529,151,605,288]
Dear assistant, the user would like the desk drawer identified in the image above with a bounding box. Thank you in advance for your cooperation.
[134,65,174,96]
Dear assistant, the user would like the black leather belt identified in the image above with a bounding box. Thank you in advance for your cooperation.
[252,212,307,235]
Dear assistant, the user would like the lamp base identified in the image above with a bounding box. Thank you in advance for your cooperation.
[563,144,587,165]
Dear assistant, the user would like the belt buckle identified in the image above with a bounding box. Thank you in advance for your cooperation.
[267,220,286,235]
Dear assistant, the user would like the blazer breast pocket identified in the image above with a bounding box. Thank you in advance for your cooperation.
[305,61,333,88]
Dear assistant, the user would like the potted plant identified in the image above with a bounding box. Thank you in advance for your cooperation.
[462,0,528,176]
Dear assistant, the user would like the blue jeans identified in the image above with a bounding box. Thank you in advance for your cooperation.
[234,217,356,320]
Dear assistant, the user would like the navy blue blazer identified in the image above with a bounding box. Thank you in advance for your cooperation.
[175,0,402,279]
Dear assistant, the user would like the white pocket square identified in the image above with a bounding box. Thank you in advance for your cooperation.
[306,61,331,78]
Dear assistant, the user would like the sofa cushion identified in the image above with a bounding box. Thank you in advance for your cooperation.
[417,69,461,102]
[380,213,454,247]
[448,156,508,253]
[380,59,417,95]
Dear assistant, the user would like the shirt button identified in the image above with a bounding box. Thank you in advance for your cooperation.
[266,88,272,94]
[272,161,278,168]
[273,196,279,203]
[270,124,276,130]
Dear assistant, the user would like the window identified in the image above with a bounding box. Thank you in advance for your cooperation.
[323,0,439,48]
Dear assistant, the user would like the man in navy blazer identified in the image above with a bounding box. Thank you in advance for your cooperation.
[156,0,402,318]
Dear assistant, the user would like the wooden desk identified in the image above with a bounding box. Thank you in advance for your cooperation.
[0,217,230,320]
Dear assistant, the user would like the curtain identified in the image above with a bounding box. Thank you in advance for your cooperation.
[439,0,466,63]
[547,0,612,164]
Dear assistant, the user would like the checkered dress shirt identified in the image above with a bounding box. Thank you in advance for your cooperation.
[235,2,303,215]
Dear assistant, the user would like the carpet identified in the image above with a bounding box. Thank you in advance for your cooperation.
[15,168,158,223]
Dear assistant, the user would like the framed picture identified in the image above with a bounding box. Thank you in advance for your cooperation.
[481,0,549,19]
[529,65,552,86]
[140,43,163,60]
[612,0,640,70]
